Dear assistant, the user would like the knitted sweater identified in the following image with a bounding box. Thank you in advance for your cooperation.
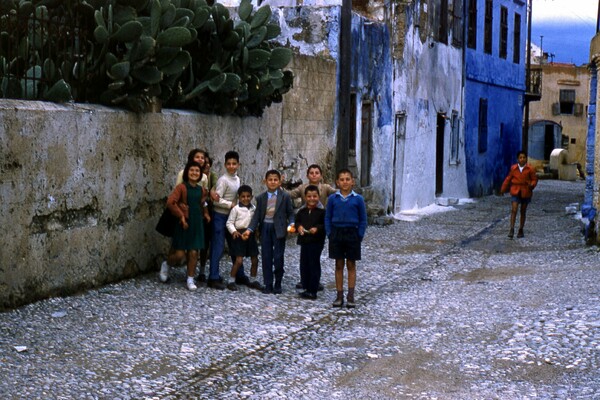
[324,191,367,239]
[213,172,240,215]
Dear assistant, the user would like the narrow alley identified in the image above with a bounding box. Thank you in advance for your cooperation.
[1,179,598,399]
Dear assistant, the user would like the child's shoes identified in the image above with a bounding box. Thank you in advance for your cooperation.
[186,277,197,291]
[159,261,169,283]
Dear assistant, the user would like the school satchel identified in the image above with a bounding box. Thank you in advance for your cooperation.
[155,208,177,237]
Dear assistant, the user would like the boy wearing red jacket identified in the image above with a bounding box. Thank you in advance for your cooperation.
[501,151,538,239]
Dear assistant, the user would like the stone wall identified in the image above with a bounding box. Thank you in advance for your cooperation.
[0,54,338,309]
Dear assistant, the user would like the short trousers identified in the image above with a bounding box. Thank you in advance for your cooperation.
[511,195,531,205]
[328,226,361,261]
[229,230,259,257]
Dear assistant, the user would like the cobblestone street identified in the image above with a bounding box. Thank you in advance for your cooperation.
[1,179,599,399]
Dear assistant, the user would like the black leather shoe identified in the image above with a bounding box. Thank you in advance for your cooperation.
[299,291,317,300]
[248,281,264,290]
[235,275,251,286]
[295,282,303,289]
[207,279,226,290]
[346,295,356,308]
[226,282,238,291]
[517,228,524,238]
[273,285,282,294]
[317,284,324,291]
[262,286,273,294]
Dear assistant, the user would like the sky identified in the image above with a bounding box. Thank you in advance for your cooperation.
[531,0,598,65]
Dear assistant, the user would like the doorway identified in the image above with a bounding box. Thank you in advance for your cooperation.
[392,112,407,213]
[436,113,446,196]
[360,101,372,187]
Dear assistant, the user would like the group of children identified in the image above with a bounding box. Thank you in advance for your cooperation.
[160,150,367,308]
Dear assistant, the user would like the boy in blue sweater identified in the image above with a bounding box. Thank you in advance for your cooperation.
[325,169,367,308]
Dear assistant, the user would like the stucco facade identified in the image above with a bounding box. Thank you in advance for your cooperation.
[464,0,526,196]
[527,63,590,171]
[391,0,469,212]
[584,33,600,244]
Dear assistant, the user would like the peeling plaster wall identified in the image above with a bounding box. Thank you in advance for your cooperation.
[0,51,337,309]
[586,33,600,243]
[463,0,526,197]
[0,101,275,308]
[350,15,394,214]
[392,1,469,211]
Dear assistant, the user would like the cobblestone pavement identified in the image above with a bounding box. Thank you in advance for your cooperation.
[2,180,599,399]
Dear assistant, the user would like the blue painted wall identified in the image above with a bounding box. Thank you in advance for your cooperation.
[583,65,596,212]
[464,0,526,196]
[350,16,393,130]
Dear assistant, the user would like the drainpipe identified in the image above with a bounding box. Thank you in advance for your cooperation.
[336,0,352,172]
[523,0,532,153]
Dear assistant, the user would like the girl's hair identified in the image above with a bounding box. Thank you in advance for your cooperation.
[182,161,202,182]
[187,148,209,167]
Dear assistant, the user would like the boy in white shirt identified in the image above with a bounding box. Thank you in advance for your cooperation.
[208,151,244,289]
[225,185,262,291]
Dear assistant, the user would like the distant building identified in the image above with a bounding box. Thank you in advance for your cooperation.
[527,62,590,172]
[463,0,527,196]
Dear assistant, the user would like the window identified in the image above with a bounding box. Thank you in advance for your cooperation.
[559,89,575,114]
[451,0,463,47]
[484,0,493,54]
[513,13,521,63]
[467,0,477,49]
[478,98,488,153]
[437,0,449,44]
[450,111,460,163]
[499,6,507,59]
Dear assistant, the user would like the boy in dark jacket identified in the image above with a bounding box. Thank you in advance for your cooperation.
[243,170,295,294]
[295,185,326,300]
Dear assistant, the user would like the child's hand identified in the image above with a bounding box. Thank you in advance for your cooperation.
[298,225,304,235]
[232,231,241,239]
[180,217,188,230]
[241,230,251,240]
[287,223,295,233]
[210,189,220,202]
[308,227,317,235]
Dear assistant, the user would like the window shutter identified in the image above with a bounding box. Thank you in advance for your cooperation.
[552,102,560,115]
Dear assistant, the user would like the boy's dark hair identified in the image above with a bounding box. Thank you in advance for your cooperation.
[186,148,204,164]
[238,185,253,196]
[182,161,202,182]
[336,168,353,179]
[265,169,281,179]
[225,150,239,163]
[306,164,322,175]
[517,150,527,158]
[305,184,320,195]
